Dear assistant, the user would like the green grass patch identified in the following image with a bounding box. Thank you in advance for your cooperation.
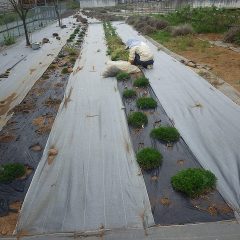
[133,77,149,88]
[3,34,16,46]
[103,21,129,61]
[128,112,148,128]
[153,6,240,33]
[116,71,130,81]
[149,30,171,44]
[0,163,25,183]
[171,168,217,197]
[150,126,180,142]
[136,97,157,109]
[137,147,163,170]
[61,67,69,74]
[123,89,137,99]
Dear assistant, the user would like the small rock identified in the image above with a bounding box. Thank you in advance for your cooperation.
[186,61,197,68]
[56,36,61,40]
[53,33,59,37]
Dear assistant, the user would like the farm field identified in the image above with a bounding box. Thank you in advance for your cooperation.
[0,2,240,240]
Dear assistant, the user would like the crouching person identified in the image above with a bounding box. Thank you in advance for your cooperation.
[126,39,154,69]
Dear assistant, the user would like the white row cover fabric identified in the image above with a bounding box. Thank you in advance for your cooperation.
[0,17,76,130]
[113,22,240,219]
[15,23,154,234]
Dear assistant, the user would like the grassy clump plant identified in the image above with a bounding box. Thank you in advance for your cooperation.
[136,97,157,109]
[0,163,25,183]
[128,112,148,128]
[171,168,217,197]
[116,71,130,81]
[137,147,163,170]
[4,34,16,46]
[150,126,180,142]
[133,77,149,88]
[61,67,69,74]
[123,89,137,99]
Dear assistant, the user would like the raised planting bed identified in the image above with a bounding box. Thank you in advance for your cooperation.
[118,72,234,225]
[104,21,234,225]
[0,23,88,218]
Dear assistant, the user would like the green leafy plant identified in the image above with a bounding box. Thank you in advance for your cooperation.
[137,147,163,170]
[133,77,149,87]
[4,34,16,46]
[128,112,148,128]
[171,168,217,197]
[61,67,69,74]
[0,163,25,183]
[116,71,130,81]
[123,89,137,99]
[150,126,180,142]
[136,97,157,109]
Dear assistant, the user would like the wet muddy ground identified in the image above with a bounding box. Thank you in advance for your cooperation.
[117,74,234,225]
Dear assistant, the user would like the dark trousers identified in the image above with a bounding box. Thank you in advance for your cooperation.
[133,54,154,68]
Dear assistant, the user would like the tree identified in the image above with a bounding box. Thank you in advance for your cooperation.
[52,0,61,27]
[8,0,34,46]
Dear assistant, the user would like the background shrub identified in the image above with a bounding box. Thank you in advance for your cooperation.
[154,19,169,30]
[133,77,149,87]
[123,89,136,98]
[137,147,163,170]
[128,112,148,128]
[223,27,240,45]
[136,97,157,109]
[116,71,130,81]
[150,126,180,142]
[171,168,217,197]
[4,34,16,46]
[0,163,25,183]
[171,24,194,37]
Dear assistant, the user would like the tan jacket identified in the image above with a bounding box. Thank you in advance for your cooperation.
[129,42,154,62]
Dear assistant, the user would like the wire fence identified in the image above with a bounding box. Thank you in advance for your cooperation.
[0,2,68,45]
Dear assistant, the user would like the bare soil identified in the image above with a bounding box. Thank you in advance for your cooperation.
[0,202,21,236]
[173,34,240,92]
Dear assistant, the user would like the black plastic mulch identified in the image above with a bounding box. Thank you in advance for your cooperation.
[117,74,234,225]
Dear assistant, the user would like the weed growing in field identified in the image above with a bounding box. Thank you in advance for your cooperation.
[137,147,163,170]
[171,168,217,197]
